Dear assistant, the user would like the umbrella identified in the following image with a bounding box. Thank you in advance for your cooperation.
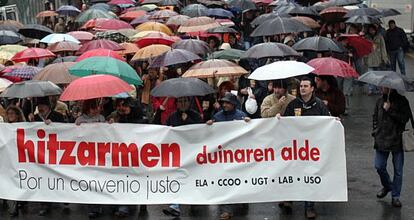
[60,74,134,101]
[109,0,135,5]
[0,45,28,61]
[345,15,381,25]
[337,34,373,57]
[76,48,126,62]
[119,10,147,21]
[249,61,314,80]
[67,31,95,41]
[0,20,24,32]
[358,71,414,92]
[151,77,215,97]
[182,4,209,18]
[11,48,56,63]
[149,49,201,68]
[227,0,256,11]
[288,6,319,18]
[4,66,42,79]
[81,18,133,31]
[33,62,79,84]
[178,16,220,33]
[250,17,311,37]
[172,39,211,56]
[207,8,234,18]
[91,0,110,3]
[251,13,291,26]
[307,57,358,78]
[182,59,248,78]
[320,6,348,22]
[253,0,273,4]
[69,56,142,85]
[1,80,62,98]
[166,15,191,27]
[293,36,345,53]
[40,33,81,44]
[141,0,161,4]
[130,15,158,26]
[292,16,320,29]
[77,39,123,54]
[0,78,13,92]
[118,42,140,55]
[159,0,183,6]
[47,41,81,53]
[243,42,299,59]
[316,0,362,7]
[57,5,82,17]
[378,8,401,18]
[95,31,129,43]
[136,22,173,35]
[210,48,245,60]
[90,3,111,11]
[18,24,54,39]
[197,0,226,7]
[138,4,158,11]
[344,8,381,18]
[36,10,58,18]
[0,30,22,45]
[117,29,139,38]
[207,26,238,34]
[76,9,116,24]
[52,56,79,63]
[150,10,179,19]
[135,32,177,47]
[131,44,171,61]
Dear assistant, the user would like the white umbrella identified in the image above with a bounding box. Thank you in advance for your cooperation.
[40,33,81,44]
[0,78,13,92]
[248,60,314,80]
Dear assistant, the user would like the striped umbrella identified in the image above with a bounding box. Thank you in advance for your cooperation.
[4,66,43,79]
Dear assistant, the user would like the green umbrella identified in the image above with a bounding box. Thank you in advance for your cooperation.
[69,57,143,85]
[210,49,245,60]
[76,9,116,24]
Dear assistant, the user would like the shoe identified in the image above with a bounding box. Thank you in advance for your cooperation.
[38,209,48,216]
[305,208,317,219]
[88,211,99,219]
[392,198,402,208]
[163,207,180,217]
[376,188,391,199]
[219,212,232,220]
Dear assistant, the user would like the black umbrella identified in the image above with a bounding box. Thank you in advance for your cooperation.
[197,0,226,7]
[90,0,110,3]
[151,77,215,98]
[0,80,62,98]
[206,26,238,34]
[251,13,291,26]
[149,49,201,68]
[288,6,319,18]
[242,42,299,59]
[378,8,401,18]
[345,15,381,25]
[172,39,211,56]
[292,36,345,53]
[181,4,209,18]
[358,71,414,92]
[318,0,362,7]
[0,30,22,45]
[159,0,183,6]
[250,17,311,37]
[273,2,300,14]
[344,8,381,18]
[18,24,54,39]
[227,0,256,11]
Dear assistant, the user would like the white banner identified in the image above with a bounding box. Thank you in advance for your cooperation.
[0,117,347,204]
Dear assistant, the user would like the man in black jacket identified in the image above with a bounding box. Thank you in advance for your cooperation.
[385,20,409,75]
[372,88,411,208]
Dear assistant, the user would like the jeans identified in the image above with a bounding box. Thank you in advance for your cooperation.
[374,150,404,198]
[389,48,406,75]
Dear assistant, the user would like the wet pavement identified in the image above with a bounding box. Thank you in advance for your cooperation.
[1,57,414,220]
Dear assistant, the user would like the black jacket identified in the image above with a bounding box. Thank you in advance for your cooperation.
[284,95,330,117]
[166,110,202,127]
[373,91,411,152]
[385,27,409,51]
[34,110,65,123]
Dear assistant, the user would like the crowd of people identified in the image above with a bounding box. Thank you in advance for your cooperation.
[0,0,413,219]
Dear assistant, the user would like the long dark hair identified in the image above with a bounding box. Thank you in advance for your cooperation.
[6,106,26,123]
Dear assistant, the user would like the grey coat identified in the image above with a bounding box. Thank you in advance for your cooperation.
[364,34,389,68]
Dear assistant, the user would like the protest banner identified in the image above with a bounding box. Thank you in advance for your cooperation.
[0,117,347,204]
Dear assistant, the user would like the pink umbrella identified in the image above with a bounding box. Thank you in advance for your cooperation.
[60,74,134,101]
[81,18,133,31]
[67,31,94,41]
[77,39,123,54]
[76,48,126,62]
[307,57,359,78]
[11,48,56,63]
[109,0,135,4]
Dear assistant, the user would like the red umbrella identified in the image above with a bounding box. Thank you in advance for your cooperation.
[48,41,81,53]
[60,74,134,101]
[119,10,147,21]
[307,57,359,78]
[76,49,126,62]
[320,7,348,22]
[109,0,135,4]
[67,31,94,42]
[252,0,273,4]
[77,39,123,54]
[135,32,178,48]
[81,18,133,31]
[11,48,56,63]
[338,34,373,57]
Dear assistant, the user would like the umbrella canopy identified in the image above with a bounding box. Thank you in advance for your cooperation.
[57,5,81,17]
[77,39,123,54]
[316,0,362,7]
[47,41,81,53]
[0,78,13,92]
[109,0,135,5]
[159,0,183,6]
[288,6,319,18]
[76,9,116,24]
[378,8,401,18]
[243,42,299,59]
[136,22,173,35]
[117,28,139,38]
[130,14,158,26]
[36,10,58,18]
[0,45,27,61]
[135,32,177,47]
[40,33,81,44]
[227,0,256,11]
[81,18,133,31]
[149,49,201,68]
[307,57,358,78]
[119,10,147,21]
[208,8,234,18]
[33,62,78,84]
[250,17,311,37]
[182,4,209,17]
[358,71,414,92]
[292,16,320,29]
[76,48,126,62]
[178,16,220,33]
[0,80,62,98]
[131,44,171,61]
[52,56,78,64]
[172,39,211,56]
[4,66,42,79]
[95,31,129,43]
[138,4,158,11]
[345,15,381,25]
[210,48,245,60]
[344,8,381,18]
[207,26,238,34]
[0,30,22,45]
[251,13,291,26]
[293,36,345,53]
[69,56,142,85]
[118,42,140,55]
[183,59,248,78]
[11,48,56,63]
[18,24,54,39]
[0,20,24,32]
[60,74,134,101]
[151,77,215,97]
[67,31,94,41]
[249,60,314,80]
[166,15,191,27]
[320,6,348,22]
[141,0,161,4]
[337,34,373,57]
[150,10,179,19]
[90,3,111,11]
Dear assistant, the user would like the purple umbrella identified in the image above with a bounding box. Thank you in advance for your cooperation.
[5,66,43,79]
[207,8,234,18]
[130,15,162,26]
[57,5,81,17]
[172,39,211,56]
[149,49,201,68]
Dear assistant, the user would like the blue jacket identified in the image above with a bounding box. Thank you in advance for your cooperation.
[213,109,247,122]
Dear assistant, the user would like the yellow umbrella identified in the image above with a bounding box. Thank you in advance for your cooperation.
[131,44,171,61]
[0,45,28,63]
[182,59,248,78]
[177,16,220,33]
[130,30,160,40]
[135,22,173,36]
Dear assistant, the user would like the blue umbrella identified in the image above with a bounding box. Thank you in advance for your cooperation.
[5,66,43,79]
[40,33,80,44]
[57,5,81,17]
[0,30,22,45]
[208,8,234,18]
